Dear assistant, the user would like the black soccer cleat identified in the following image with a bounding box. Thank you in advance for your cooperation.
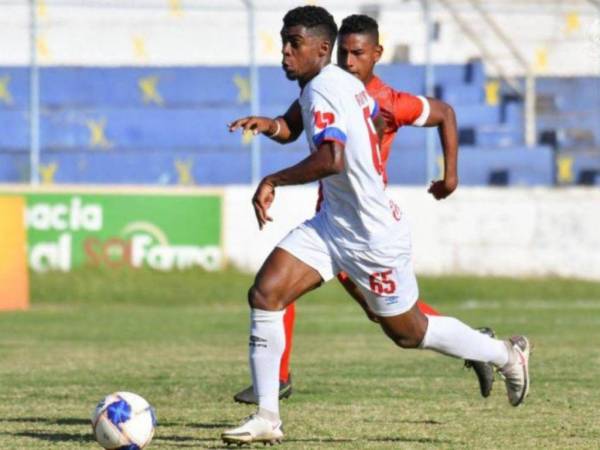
[233,375,293,405]
[464,327,496,398]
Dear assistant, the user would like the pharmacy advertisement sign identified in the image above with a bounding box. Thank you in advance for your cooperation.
[23,193,222,273]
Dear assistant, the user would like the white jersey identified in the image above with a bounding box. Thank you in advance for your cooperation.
[299,64,404,250]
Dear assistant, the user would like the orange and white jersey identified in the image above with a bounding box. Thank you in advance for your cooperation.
[365,75,430,185]
[298,64,403,250]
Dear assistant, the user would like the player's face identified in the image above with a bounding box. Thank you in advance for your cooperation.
[337,33,382,85]
[281,25,328,82]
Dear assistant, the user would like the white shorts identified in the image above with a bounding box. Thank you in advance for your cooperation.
[277,213,419,317]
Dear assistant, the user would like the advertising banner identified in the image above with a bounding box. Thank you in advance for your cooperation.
[22,192,222,273]
[0,196,29,309]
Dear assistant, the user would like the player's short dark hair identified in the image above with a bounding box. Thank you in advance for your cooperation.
[339,14,379,44]
[283,6,338,48]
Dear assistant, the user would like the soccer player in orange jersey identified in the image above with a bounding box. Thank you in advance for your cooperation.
[229,14,495,405]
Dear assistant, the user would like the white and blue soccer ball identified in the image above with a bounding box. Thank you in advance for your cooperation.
[91,392,156,450]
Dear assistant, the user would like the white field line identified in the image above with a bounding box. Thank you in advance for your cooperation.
[458,299,600,310]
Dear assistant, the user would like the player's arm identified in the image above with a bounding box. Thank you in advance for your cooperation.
[228,100,303,144]
[422,97,459,200]
[252,141,344,229]
[393,92,459,199]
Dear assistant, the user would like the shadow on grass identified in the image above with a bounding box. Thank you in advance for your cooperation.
[284,436,453,444]
[1,417,453,447]
[157,421,234,429]
[369,436,453,444]
[6,430,217,448]
[0,417,233,428]
[398,419,443,425]
[0,417,95,445]
[0,417,90,426]
[201,436,456,449]
[9,431,95,443]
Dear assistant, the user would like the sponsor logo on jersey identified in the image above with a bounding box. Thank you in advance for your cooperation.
[314,110,335,129]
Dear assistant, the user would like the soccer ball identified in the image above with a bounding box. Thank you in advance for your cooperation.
[91,392,156,450]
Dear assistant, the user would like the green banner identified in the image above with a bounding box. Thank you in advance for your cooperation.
[22,193,222,272]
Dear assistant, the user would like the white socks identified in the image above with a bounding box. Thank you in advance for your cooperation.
[249,308,285,419]
[421,315,509,367]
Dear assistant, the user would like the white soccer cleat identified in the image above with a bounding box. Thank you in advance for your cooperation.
[221,414,284,446]
[499,335,531,407]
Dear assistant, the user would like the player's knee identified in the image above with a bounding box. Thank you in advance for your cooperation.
[390,334,420,349]
[247,285,265,309]
[247,284,282,311]
[387,324,427,349]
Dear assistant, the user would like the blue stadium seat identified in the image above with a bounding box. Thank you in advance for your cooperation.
[440,83,483,105]
[477,126,524,148]
[457,146,554,186]
[372,64,425,95]
[40,67,252,107]
[0,67,30,109]
[558,151,600,186]
[454,104,500,126]
[40,107,251,149]
[259,67,300,105]
[0,110,28,149]
[0,153,28,182]
[0,63,596,186]
[386,146,553,186]
[393,127,427,148]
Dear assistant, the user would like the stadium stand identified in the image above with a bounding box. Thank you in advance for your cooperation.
[0,62,552,185]
[0,0,598,186]
[0,62,594,185]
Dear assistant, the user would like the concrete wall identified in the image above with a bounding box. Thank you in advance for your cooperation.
[224,186,600,280]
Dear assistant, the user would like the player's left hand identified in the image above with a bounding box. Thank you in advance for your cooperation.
[252,178,275,229]
[428,176,458,200]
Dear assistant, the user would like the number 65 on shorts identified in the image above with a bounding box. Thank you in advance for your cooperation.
[277,213,419,318]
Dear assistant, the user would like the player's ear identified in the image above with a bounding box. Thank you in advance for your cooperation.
[374,44,383,63]
[318,39,331,57]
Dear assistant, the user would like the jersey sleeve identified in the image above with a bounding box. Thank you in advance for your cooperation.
[392,91,430,127]
[309,89,347,148]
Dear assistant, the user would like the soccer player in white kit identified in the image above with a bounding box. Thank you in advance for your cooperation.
[222,6,531,446]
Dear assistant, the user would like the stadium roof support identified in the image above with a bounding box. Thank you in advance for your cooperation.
[29,0,40,184]
[421,0,438,183]
[243,0,261,184]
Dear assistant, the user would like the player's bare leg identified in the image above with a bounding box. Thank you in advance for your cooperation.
[222,248,322,445]
[233,303,294,405]
[414,301,496,398]
[338,276,496,397]
[376,302,530,406]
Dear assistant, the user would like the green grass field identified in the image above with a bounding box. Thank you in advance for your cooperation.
[1,268,599,449]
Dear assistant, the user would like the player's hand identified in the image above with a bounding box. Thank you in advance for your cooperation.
[428,176,458,200]
[228,116,276,136]
[252,178,275,230]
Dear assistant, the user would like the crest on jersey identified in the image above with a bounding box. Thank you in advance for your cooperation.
[313,110,335,129]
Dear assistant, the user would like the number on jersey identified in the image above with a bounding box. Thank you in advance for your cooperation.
[362,106,383,177]
[369,270,396,294]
